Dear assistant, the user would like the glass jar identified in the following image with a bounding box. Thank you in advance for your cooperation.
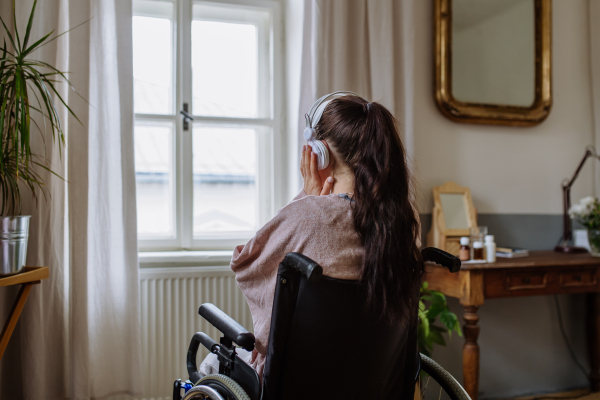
[588,229,600,257]
[470,226,487,259]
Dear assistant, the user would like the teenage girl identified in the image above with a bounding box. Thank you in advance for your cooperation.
[200,93,423,391]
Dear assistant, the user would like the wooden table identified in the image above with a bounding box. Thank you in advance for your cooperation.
[425,251,600,400]
[0,266,49,360]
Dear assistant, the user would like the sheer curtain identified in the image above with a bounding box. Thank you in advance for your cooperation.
[297,0,417,167]
[0,1,141,399]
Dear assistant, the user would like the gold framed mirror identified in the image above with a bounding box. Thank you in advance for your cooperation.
[434,0,552,126]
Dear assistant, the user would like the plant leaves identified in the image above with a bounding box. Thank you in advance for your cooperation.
[21,0,37,51]
[0,1,84,214]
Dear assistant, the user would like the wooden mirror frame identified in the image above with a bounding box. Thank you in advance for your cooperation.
[434,0,552,126]
[427,181,478,255]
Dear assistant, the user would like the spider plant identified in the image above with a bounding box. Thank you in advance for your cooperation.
[0,0,83,215]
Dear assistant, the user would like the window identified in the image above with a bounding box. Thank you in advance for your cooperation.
[133,0,281,251]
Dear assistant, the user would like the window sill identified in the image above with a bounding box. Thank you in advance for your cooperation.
[138,250,234,268]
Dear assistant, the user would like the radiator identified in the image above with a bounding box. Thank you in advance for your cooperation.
[136,266,253,400]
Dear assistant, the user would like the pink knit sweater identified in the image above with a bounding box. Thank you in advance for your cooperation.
[230,190,364,379]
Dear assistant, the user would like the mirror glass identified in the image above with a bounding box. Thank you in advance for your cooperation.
[452,0,535,107]
[440,193,469,230]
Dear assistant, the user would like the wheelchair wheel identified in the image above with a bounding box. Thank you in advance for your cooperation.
[420,354,471,400]
[183,374,251,400]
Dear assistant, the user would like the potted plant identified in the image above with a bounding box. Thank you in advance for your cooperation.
[0,0,77,275]
[418,281,462,357]
[569,196,600,257]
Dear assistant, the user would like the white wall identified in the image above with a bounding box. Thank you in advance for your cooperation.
[413,0,596,215]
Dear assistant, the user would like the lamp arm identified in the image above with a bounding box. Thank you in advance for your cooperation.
[558,145,600,247]
[564,146,599,190]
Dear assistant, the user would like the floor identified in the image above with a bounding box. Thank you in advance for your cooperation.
[513,389,600,400]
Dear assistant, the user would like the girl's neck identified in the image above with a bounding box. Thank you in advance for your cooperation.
[332,170,354,195]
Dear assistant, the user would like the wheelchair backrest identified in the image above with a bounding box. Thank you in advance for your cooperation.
[261,261,418,400]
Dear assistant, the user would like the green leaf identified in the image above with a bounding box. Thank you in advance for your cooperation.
[21,0,37,51]
[12,0,22,53]
[21,30,53,59]
[428,326,447,347]
[37,17,92,51]
[440,310,459,334]
[0,16,18,55]
[419,309,430,339]
[426,302,446,320]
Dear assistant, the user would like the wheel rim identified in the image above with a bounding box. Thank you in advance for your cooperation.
[183,385,226,400]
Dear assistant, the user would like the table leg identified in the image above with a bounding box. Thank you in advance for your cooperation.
[588,292,600,391]
[0,283,33,360]
[463,305,480,400]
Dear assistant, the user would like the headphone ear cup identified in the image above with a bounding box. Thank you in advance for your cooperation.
[308,140,330,170]
[303,127,316,141]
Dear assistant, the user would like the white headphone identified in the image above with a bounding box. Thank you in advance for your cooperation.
[304,91,360,170]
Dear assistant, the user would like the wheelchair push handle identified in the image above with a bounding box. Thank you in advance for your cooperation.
[421,247,461,273]
[282,252,323,283]
[199,303,255,352]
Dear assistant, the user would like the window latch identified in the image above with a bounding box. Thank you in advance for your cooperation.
[180,103,194,131]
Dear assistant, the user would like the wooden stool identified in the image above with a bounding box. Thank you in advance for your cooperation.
[0,266,49,360]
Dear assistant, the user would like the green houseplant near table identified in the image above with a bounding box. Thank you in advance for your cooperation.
[418,281,462,357]
[0,0,80,275]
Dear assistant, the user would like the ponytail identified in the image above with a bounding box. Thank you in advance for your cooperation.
[316,96,423,323]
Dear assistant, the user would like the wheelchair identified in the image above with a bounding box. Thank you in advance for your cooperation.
[173,247,471,400]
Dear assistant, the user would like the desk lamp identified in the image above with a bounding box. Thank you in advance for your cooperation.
[555,145,600,253]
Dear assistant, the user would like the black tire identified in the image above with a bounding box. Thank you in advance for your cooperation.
[420,354,471,400]
[183,374,251,400]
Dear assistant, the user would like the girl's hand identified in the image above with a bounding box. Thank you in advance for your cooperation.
[301,145,334,195]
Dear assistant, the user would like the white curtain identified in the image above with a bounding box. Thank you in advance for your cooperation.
[0,1,141,399]
[590,0,600,198]
[298,0,417,169]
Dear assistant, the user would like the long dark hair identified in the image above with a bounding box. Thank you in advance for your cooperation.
[316,95,423,323]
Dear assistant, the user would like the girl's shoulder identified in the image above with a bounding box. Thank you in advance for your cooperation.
[281,192,351,216]
[258,193,351,236]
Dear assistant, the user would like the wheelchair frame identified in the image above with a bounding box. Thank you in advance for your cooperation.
[173,248,470,400]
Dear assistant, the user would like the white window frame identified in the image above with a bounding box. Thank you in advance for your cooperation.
[134,0,283,253]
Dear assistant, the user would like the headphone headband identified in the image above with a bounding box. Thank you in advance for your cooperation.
[303,91,360,140]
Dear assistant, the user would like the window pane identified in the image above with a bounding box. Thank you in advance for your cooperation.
[192,5,260,117]
[133,12,173,114]
[135,121,175,238]
[193,126,257,235]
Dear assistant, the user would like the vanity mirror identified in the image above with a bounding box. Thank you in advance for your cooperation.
[427,182,477,256]
[434,0,552,126]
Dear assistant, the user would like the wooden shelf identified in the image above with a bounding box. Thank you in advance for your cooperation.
[0,266,49,287]
[0,266,49,360]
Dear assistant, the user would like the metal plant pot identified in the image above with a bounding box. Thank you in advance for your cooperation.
[0,216,30,276]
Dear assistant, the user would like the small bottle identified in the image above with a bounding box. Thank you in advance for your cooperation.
[485,235,496,263]
[459,237,470,261]
[473,241,484,260]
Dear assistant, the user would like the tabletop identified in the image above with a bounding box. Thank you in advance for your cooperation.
[448,251,600,270]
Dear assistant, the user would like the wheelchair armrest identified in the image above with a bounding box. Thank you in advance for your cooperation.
[421,247,461,273]
[281,253,323,283]
[198,303,255,351]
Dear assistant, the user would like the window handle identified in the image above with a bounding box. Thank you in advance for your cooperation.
[180,103,194,130]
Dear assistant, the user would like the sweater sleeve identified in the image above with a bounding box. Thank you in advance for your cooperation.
[230,206,298,354]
